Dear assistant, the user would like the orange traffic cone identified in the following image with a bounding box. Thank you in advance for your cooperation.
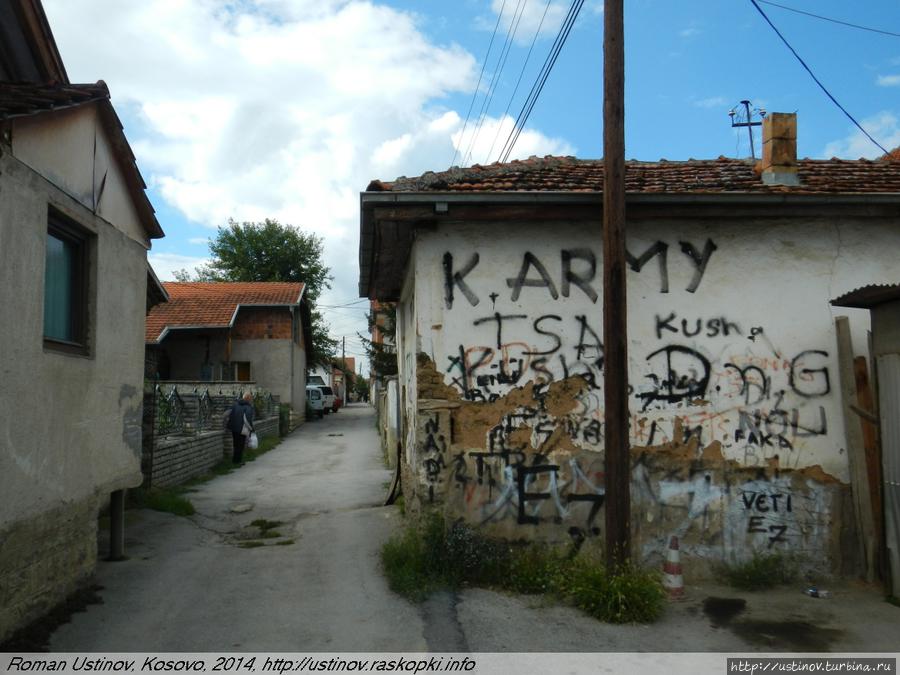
[662,535,685,599]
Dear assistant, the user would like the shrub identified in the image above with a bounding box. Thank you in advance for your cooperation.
[560,558,666,623]
[722,551,798,591]
[380,513,666,623]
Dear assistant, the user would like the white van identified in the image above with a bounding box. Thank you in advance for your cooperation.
[306,385,325,418]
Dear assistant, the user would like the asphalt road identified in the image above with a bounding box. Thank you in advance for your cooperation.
[49,403,900,653]
[50,403,426,652]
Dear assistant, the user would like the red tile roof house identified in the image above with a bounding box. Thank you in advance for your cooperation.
[145,282,313,414]
[0,0,165,642]
[359,112,900,581]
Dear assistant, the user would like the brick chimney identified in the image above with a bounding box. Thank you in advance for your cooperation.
[761,112,800,186]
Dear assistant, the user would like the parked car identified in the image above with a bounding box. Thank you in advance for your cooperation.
[306,386,324,418]
[315,385,335,414]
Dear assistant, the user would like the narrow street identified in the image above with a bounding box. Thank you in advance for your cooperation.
[50,404,427,652]
[49,403,899,653]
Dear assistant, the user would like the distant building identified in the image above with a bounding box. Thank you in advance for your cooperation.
[145,282,312,412]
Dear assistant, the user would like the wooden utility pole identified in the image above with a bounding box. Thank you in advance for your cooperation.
[603,0,630,572]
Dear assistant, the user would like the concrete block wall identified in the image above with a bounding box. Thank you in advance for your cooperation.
[0,496,99,642]
[145,414,282,488]
[149,430,225,488]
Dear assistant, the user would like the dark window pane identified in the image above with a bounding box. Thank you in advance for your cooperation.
[44,233,75,341]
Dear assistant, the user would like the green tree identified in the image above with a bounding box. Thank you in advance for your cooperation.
[359,303,397,379]
[178,218,338,365]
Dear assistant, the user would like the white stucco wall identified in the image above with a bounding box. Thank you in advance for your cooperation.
[11,105,149,249]
[411,217,899,482]
[231,339,295,406]
[0,151,147,528]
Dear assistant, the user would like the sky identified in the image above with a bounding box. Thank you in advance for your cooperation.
[43,0,900,373]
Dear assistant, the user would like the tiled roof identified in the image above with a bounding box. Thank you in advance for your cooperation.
[366,155,900,195]
[0,81,108,118]
[146,282,305,343]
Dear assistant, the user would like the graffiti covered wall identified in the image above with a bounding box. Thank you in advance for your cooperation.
[397,217,897,573]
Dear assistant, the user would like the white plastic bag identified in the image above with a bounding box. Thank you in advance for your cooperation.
[247,432,259,450]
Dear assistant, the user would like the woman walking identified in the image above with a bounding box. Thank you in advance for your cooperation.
[227,392,255,465]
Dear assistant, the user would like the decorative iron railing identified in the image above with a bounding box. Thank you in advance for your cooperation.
[156,385,185,436]
[196,388,212,431]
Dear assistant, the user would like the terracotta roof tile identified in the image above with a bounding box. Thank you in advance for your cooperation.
[146,282,305,343]
[372,155,900,195]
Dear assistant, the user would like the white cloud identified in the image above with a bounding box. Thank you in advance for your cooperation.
[486,0,602,45]
[680,27,701,39]
[822,112,900,159]
[450,114,576,168]
[877,74,900,87]
[188,237,210,245]
[45,0,574,339]
[693,96,727,109]
[148,253,210,281]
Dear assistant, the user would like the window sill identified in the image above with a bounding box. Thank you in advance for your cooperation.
[43,338,91,358]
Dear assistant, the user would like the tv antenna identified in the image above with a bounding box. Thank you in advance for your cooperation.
[729,100,767,159]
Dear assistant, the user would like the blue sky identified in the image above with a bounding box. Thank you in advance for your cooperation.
[43,0,900,369]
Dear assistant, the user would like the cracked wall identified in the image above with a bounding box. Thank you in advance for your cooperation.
[397,218,899,574]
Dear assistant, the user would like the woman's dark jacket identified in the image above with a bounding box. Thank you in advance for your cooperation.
[227,399,255,435]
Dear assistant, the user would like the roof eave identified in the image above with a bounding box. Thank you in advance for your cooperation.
[358,189,900,300]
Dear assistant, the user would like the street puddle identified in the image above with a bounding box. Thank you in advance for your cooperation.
[702,596,843,650]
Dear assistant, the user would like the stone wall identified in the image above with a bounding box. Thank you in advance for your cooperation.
[0,496,99,643]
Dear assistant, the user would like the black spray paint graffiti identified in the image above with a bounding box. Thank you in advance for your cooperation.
[474,456,606,543]
[446,313,603,401]
[420,413,448,503]
[442,240,718,309]
[626,239,718,294]
[637,345,712,411]
[743,489,793,548]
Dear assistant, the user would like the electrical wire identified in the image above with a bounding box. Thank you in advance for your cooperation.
[758,0,900,38]
[485,0,553,164]
[317,299,368,308]
[749,0,890,156]
[462,0,529,168]
[498,0,585,163]
[450,0,508,168]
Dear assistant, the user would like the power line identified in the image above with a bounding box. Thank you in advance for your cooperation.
[499,0,585,163]
[758,0,900,38]
[462,0,529,168]
[749,0,890,156]
[317,299,368,308]
[486,0,554,164]
[450,0,508,168]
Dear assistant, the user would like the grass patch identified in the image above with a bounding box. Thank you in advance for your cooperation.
[721,551,798,591]
[128,487,195,516]
[275,539,296,546]
[238,541,266,549]
[380,513,666,623]
[259,530,282,539]
[245,436,281,462]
